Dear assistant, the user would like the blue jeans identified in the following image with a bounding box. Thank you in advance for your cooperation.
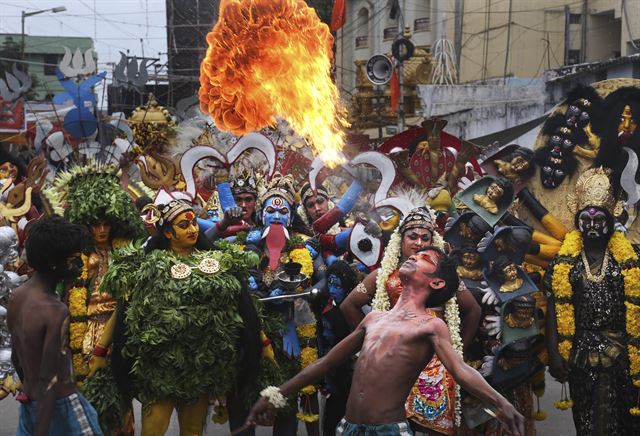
[17,392,103,436]
[336,418,414,436]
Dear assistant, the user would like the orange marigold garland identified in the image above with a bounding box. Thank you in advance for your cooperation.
[550,230,640,413]
[68,255,90,384]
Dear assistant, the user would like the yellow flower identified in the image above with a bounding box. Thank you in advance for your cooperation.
[623,268,640,298]
[557,231,582,257]
[300,346,318,369]
[551,263,573,299]
[296,412,319,422]
[68,287,87,317]
[69,322,87,351]
[553,400,574,410]
[626,302,640,338]
[631,407,640,416]
[628,345,640,377]
[296,324,316,339]
[609,231,638,263]
[80,254,89,281]
[555,304,575,336]
[532,410,547,421]
[289,247,313,278]
[300,385,317,395]
[558,340,572,361]
[73,354,88,376]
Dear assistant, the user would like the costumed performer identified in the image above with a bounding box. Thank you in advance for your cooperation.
[88,200,261,436]
[245,249,524,436]
[544,167,640,435]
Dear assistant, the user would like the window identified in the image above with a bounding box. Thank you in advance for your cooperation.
[568,49,581,65]
[414,17,430,32]
[569,13,581,25]
[383,27,399,40]
[43,54,59,75]
[356,8,369,49]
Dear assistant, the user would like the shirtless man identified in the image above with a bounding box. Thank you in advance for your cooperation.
[246,248,524,435]
[7,216,102,436]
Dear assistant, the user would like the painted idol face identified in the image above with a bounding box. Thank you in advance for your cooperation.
[261,196,292,227]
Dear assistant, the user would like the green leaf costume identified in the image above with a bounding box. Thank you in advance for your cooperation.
[100,242,259,406]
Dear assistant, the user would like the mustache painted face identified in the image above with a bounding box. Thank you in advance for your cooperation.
[578,208,609,240]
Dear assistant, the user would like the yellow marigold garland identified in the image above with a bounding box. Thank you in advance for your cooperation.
[69,255,89,383]
[289,246,313,279]
[296,323,319,422]
[551,230,640,413]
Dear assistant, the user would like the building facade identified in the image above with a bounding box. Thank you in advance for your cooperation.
[165,0,219,107]
[0,34,95,101]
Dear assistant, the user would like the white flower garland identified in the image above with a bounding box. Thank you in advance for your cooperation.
[444,294,463,427]
[260,386,287,408]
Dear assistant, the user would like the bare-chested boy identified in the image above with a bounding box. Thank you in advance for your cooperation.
[246,247,524,436]
[7,216,103,436]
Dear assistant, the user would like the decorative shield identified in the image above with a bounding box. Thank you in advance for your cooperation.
[348,221,383,268]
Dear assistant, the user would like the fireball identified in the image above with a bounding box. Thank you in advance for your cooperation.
[199,0,347,167]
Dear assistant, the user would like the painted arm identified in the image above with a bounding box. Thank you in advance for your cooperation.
[35,309,68,436]
[456,284,481,350]
[312,181,363,234]
[340,270,377,329]
[430,318,525,436]
[88,310,117,377]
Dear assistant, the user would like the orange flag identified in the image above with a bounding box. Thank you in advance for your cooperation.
[330,0,346,32]
[390,69,400,113]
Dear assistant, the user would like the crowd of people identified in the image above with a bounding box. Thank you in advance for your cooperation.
[1,81,640,436]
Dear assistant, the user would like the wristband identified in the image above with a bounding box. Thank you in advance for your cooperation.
[92,345,108,357]
[260,386,287,408]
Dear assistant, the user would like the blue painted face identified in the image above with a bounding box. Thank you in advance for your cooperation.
[328,274,346,304]
[262,196,291,227]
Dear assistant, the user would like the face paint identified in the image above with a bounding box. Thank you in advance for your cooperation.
[91,221,111,247]
[167,210,199,249]
[262,196,292,227]
[578,207,609,240]
[328,274,346,304]
[0,162,17,181]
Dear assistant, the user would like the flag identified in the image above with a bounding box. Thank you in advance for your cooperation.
[390,69,400,113]
[331,0,346,32]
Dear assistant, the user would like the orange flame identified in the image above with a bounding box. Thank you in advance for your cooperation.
[199,0,347,167]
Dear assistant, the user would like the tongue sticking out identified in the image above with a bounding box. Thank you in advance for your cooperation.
[266,223,287,271]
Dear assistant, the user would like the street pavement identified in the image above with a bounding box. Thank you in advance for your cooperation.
[0,372,576,435]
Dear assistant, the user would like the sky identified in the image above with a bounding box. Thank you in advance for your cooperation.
[0,0,170,109]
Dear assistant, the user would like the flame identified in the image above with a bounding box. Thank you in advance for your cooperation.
[199,0,347,167]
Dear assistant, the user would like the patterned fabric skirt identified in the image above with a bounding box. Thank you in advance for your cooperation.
[405,354,456,435]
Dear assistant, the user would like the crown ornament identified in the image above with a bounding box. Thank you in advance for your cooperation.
[566,167,624,217]
[260,173,296,206]
[230,167,258,195]
[399,206,436,234]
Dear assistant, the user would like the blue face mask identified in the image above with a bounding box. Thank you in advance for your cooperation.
[328,274,345,304]
[261,196,291,227]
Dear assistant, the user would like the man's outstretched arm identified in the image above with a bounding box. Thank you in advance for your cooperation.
[429,317,525,436]
[245,320,366,426]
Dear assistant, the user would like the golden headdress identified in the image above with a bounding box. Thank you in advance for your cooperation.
[566,166,624,217]
[259,173,297,206]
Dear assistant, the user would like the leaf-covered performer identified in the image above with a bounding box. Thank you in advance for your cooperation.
[89,200,261,435]
[246,248,524,436]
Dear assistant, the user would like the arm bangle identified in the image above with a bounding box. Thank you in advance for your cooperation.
[92,345,108,357]
[260,386,287,408]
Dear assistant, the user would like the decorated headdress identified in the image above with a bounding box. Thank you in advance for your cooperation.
[230,166,258,196]
[259,173,297,206]
[299,181,329,205]
[399,206,436,234]
[143,200,194,228]
[567,166,624,217]
[44,161,146,241]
